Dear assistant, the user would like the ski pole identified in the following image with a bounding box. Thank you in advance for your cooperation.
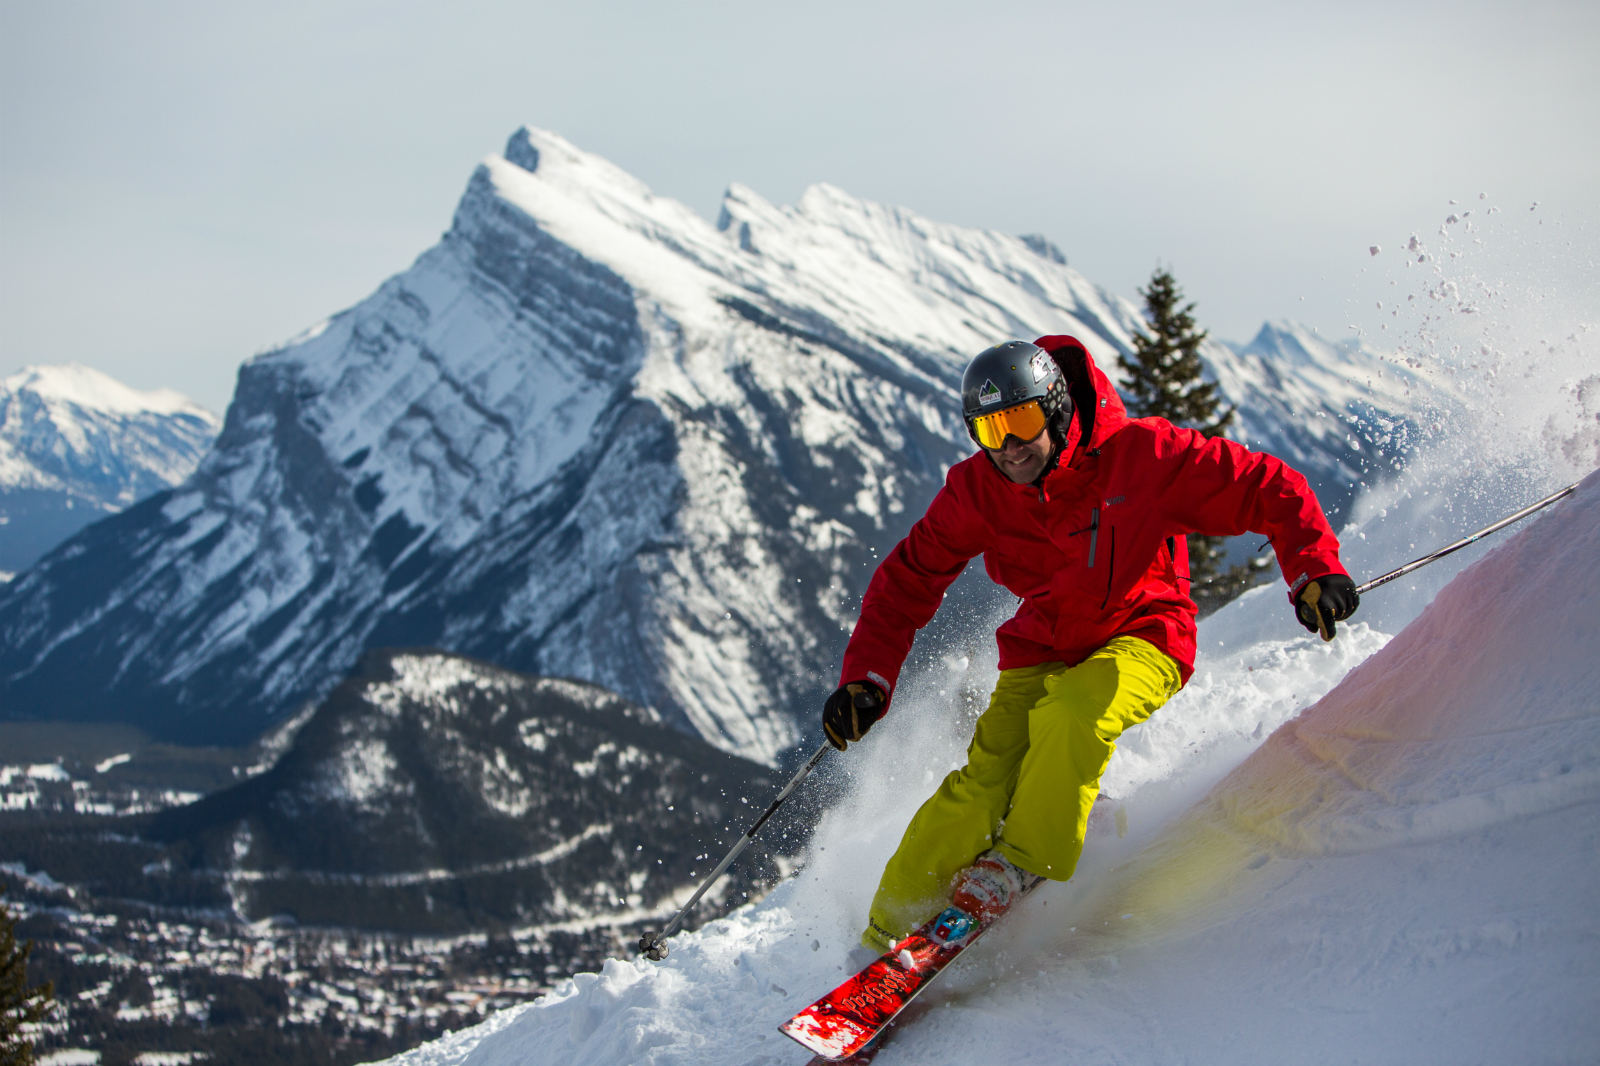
[1354,481,1580,596]
[638,741,833,961]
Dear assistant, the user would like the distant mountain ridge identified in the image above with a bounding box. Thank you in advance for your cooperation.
[0,127,1436,761]
[0,363,219,573]
[142,649,784,934]
[1216,320,1440,522]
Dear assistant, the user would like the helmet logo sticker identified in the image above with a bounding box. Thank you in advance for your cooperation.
[1030,350,1053,383]
[978,379,1002,406]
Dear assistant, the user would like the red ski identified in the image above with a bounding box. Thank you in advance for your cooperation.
[781,884,1037,1061]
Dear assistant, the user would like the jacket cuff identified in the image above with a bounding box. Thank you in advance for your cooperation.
[1288,561,1350,601]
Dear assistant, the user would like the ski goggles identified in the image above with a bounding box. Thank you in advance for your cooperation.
[968,400,1048,450]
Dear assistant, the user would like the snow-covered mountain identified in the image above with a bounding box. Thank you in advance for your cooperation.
[0,128,1433,761]
[376,472,1599,1066]
[145,649,788,936]
[0,363,219,575]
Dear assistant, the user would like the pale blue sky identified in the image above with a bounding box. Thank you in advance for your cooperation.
[2,0,1596,413]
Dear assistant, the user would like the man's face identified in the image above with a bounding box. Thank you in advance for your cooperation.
[984,428,1054,484]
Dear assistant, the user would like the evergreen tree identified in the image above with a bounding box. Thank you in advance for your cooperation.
[1119,268,1265,616]
[1118,269,1234,435]
[1,900,54,1066]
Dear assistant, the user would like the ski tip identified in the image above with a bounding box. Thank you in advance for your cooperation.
[804,1038,887,1064]
[780,1011,876,1059]
[800,1023,892,1064]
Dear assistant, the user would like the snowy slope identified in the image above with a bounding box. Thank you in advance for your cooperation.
[0,127,1434,758]
[0,363,219,573]
[376,471,1599,1066]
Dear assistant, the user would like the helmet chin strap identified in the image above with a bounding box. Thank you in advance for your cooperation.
[1031,443,1062,486]
[1030,412,1072,484]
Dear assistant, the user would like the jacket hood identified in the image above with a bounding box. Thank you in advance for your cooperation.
[1033,335,1129,453]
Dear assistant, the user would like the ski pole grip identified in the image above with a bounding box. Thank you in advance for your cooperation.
[1302,580,1333,642]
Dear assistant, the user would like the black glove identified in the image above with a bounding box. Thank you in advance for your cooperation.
[1296,574,1360,641]
[822,680,887,751]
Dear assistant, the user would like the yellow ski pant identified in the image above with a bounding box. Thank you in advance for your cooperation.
[863,636,1181,951]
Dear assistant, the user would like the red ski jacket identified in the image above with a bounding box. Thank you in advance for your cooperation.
[839,336,1347,698]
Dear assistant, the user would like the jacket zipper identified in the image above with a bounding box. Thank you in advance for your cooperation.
[1087,508,1099,567]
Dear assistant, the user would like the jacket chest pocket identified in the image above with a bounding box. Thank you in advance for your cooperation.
[1055,510,1117,610]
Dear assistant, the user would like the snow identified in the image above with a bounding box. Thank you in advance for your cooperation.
[315,737,405,807]
[378,461,1599,1066]
[26,762,71,781]
[369,653,514,715]
[2,363,209,419]
[36,1051,103,1066]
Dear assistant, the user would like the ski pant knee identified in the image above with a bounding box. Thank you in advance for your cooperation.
[996,637,1180,878]
[862,636,1180,949]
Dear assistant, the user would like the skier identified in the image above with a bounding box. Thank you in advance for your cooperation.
[823,336,1359,955]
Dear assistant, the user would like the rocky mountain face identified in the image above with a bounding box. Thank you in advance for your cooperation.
[0,128,1432,762]
[135,649,785,934]
[0,364,219,574]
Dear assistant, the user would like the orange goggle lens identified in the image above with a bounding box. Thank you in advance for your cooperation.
[969,400,1048,450]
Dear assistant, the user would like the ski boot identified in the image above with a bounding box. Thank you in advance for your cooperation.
[949,849,1042,925]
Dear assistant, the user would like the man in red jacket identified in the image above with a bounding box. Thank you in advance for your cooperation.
[822,336,1359,953]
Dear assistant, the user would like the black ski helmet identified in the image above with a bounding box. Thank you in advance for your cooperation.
[961,341,1071,446]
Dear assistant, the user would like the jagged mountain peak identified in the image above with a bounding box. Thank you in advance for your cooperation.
[1243,319,1352,365]
[502,126,541,173]
[484,126,1136,373]
[1020,233,1068,265]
